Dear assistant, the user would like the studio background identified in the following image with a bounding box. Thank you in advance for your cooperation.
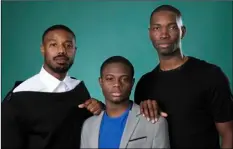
[2,1,232,102]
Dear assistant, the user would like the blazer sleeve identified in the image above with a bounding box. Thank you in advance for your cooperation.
[152,117,170,148]
[80,119,89,148]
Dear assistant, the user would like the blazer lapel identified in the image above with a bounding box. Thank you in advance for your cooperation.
[120,103,140,148]
[91,111,104,148]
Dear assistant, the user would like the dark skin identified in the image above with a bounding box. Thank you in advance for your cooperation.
[41,29,102,115]
[140,10,233,147]
[99,62,135,117]
[141,10,187,123]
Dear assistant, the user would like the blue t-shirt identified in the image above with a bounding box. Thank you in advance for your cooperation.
[98,105,131,148]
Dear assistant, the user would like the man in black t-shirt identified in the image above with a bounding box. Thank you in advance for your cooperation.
[135,5,233,148]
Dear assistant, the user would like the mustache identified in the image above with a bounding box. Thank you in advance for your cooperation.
[53,55,69,60]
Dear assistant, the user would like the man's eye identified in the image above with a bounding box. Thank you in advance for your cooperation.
[152,27,160,30]
[50,43,57,47]
[66,44,73,48]
[170,26,178,30]
[122,77,130,82]
[106,78,113,81]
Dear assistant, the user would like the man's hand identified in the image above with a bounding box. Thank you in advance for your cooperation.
[140,99,168,123]
[78,98,104,115]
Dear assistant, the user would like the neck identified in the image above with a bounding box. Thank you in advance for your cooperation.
[158,49,188,71]
[105,99,130,118]
[43,65,67,81]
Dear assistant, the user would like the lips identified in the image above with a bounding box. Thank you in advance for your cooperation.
[55,57,68,60]
[55,59,67,64]
[158,43,171,48]
[54,56,68,64]
[111,92,122,97]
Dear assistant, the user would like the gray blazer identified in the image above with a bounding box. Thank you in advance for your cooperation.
[81,103,170,148]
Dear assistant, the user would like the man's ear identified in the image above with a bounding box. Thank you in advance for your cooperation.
[148,25,153,41]
[40,44,45,57]
[99,77,103,87]
[74,46,77,54]
[181,26,186,39]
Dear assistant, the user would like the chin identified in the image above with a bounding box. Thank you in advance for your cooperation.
[52,66,69,73]
[108,97,124,104]
[53,63,72,73]
[160,52,174,56]
[111,100,123,104]
[159,49,176,56]
[111,96,130,104]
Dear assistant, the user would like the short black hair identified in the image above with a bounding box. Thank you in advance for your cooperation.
[150,5,182,23]
[42,24,76,43]
[100,56,134,78]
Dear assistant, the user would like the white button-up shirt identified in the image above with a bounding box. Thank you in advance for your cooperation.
[13,66,81,93]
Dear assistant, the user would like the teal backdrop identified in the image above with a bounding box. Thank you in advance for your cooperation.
[2,1,232,102]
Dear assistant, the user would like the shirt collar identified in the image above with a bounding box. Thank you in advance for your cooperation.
[39,66,70,92]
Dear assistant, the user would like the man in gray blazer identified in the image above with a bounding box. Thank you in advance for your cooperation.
[81,56,170,148]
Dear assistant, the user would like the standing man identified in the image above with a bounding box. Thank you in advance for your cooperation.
[81,56,170,148]
[2,24,103,149]
[135,5,233,148]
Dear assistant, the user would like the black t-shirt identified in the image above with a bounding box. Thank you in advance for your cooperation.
[1,81,93,149]
[134,56,233,148]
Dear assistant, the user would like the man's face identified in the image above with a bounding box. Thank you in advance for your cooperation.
[41,29,76,73]
[99,62,134,104]
[149,10,185,56]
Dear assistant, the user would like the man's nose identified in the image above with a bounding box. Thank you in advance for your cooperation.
[57,45,66,54]
[113,79,121,87]
[160,28,170,39]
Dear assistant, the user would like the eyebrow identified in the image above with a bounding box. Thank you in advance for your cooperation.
[46,39,56,42]
[105,74,130,77]
[46,38,73,43]
[151,23,177,26]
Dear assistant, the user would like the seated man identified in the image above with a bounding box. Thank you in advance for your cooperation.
[81,56,170,148]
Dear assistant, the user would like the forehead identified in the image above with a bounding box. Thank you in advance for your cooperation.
[103,63,131,75]
[151,10,179,24]
[44,29,75,41]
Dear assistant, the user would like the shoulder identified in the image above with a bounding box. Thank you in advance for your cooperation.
[132,103,168,128]
[13,74,42,92]
[140,68,157,80]
[67,76,81,82]
[81,113,102,135]
[83,111,103,128]
[139,115,167,129]
[189,56,223,72]
[136,67,159,87]
[84,115,99,124]
[189,57,228,80]
[65,76,82,89]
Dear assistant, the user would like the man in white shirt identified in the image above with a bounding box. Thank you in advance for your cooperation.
[2,24,103,149]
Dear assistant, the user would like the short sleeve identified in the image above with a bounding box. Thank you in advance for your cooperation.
[207,66,233,122]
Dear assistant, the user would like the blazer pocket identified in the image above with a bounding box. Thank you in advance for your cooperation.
[129,136,147,142]
[128,136,147,148]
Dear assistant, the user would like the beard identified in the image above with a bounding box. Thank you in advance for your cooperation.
[50,63,73,73]
[45,59,74,73]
